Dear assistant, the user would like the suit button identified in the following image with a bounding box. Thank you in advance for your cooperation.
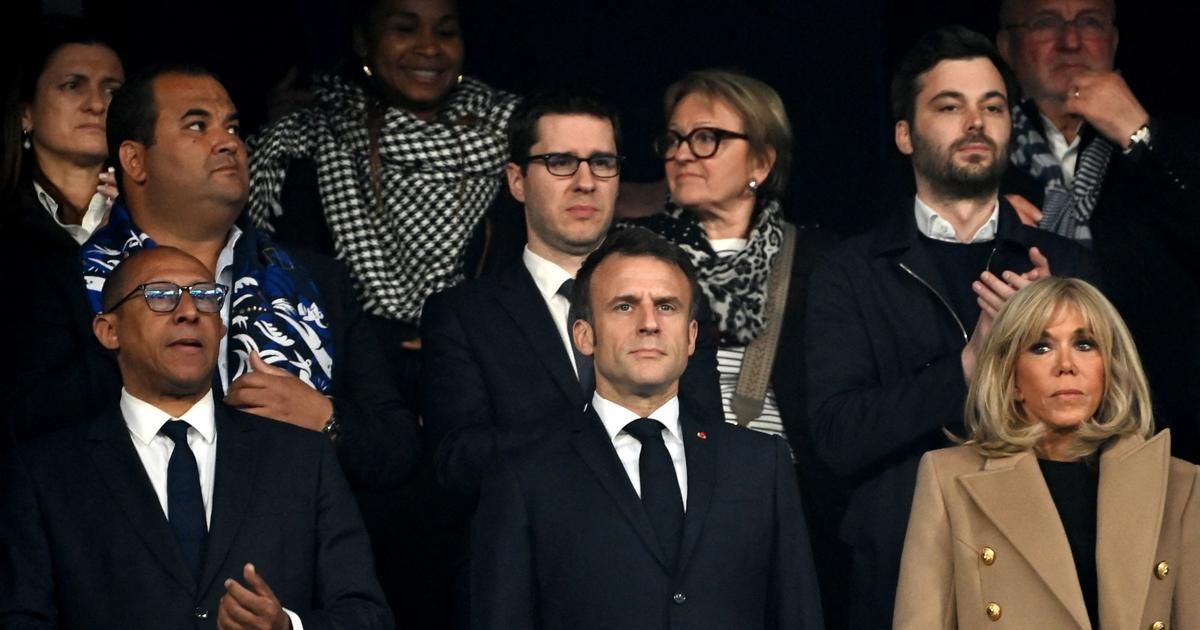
[672,592,687,605]
[985,602,1001,621]
[980,547,996,565]
[192,608,209,619]
[1156,561,1170,579]
[1151,622,1166,630]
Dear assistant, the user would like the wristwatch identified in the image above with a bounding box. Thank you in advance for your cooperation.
[1124,122,1152,154]
[322,405,341,441]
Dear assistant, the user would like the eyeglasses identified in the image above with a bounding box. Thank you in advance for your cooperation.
[524,153,622,178]
[107,281,229,314]
[1002,12,1114,42]
[654,127,749,160]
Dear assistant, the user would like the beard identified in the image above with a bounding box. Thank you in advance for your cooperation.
[911,128,1009,201]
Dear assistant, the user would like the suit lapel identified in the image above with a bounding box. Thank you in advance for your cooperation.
[959,452,1092,629]
[675,413,715,576]
[570,408,670,570]
[493,265,584,406]
[85,405,196,594]
[1096,433,1170,630]
[197,406,259,594]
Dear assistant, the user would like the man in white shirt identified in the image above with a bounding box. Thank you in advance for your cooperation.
[0,246,391,629]
[470,227,823,630]
[805,26,1100,628]
[421,91,719,497]
[997,0,1200,463]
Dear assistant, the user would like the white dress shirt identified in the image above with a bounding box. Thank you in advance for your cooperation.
[120,388,303,629]
[592,393,688,509]
[1041,113,1083,187]
[522,246,581,377]
[914,195,999,244]
[33,181,109,245]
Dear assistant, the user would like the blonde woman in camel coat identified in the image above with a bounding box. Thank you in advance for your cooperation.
[894,278,1200,630]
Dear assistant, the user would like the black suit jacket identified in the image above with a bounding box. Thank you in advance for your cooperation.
[421,262,722,495]
[0,403,391,629]
[470,403,824,630]
[1,210,418,490]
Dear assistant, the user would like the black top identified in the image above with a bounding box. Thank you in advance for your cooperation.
[917,235,994,333]
[1038,458,1100,629]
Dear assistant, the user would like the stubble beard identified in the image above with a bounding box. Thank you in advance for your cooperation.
[912,128,1009,202]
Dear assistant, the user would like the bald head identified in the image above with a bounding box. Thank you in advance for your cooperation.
[999,0,1116,25]
[101,246,211,312]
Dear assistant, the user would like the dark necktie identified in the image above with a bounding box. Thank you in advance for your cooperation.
[623,418,684,569]
[160,419,207,582]
[557,278,594,395]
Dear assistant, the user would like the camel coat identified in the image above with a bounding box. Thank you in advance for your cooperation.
[894,431,1200,629]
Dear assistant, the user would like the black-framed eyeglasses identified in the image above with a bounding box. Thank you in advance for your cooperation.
[1001,12,1113,42]
[654,127,749,160]
[524,152,622,178]
[106,281,229,314]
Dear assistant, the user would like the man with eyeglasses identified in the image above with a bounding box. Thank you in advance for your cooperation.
[0,246,391,628]
[997,0,1200,463]
[422,91,720,500]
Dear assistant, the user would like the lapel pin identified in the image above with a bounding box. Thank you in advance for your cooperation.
[696,431,707,440]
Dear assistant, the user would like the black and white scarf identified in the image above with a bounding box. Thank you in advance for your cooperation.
[622,200,785,345]
[1009,101,1113,245]
[247,74,518,325]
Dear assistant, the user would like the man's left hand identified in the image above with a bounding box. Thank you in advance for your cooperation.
[1065,70,1149,147]
[973,247,1051,318]
[218,563,291,630]
[224,352,333,431]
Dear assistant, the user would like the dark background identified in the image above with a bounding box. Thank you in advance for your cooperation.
[11,0,1198,236]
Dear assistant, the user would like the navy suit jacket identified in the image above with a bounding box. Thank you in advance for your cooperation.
[421,262,722,495]
[0,403,391,629]
[470,403,824,630]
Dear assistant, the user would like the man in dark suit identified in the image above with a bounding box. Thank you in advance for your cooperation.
[470,227,823,630]
[805,27,1099,628]
[422,91,719,496]
[0,246,391,629]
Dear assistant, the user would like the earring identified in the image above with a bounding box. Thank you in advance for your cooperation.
[22,128,31,150]
[456,74,464,85]
[362,64,373,78]
[747,179,758,192]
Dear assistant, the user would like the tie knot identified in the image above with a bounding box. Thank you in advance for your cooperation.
[160,419,191,444]
[624,418,667,443]
[557,278,576,299]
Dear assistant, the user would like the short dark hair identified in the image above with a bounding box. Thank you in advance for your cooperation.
[572,227,700,324]
[106,64,219,187]
[506,89,622,169]
[890,25,1019,123]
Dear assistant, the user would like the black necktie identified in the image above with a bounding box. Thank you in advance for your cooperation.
[557,278,594,395]
[623,418,684,569]
[160,419,207,582]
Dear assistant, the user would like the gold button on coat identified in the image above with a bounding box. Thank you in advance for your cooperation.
[1156,561,1170,579]
[1150,621,1165,630]
[980,547,995,565]
[985,602,1001,621]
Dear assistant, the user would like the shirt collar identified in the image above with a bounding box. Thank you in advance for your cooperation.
[216,224,244,283]
[591,392,682,443]
[32,180,109,245]
[523,245,576,303]
[121,388,217,445]
[913,195,999,244]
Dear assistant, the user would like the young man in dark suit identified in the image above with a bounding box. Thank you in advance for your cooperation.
[0,246,391,629]
[470,228,823,630]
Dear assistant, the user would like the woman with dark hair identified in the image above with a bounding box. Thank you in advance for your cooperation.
[3,16,122,244]
[247,0,519,388]
[895,277,1199,629]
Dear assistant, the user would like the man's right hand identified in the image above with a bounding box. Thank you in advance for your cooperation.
[1004,194,1043,228]
[961,247,1052,379]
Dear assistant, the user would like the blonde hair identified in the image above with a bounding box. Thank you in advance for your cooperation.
[963,277,1153,459]
[663,69,792,200]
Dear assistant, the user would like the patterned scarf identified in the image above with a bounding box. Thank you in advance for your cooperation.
[247,73,518,325]
[81,203,335,392]
[622,199,785,345]
[1009,101,1113,245]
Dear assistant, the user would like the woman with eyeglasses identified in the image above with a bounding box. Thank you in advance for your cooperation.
[894,277,1199,630]
[247,0,519,396]
[622,68,847,622]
